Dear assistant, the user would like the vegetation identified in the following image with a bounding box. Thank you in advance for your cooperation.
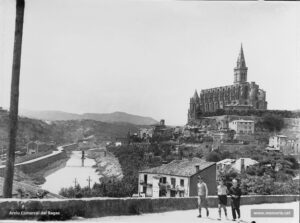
[0,113,141,151]
[217,148,300,195]
[256,114,285,132]
[60,143,172,198]
[200,109,300,118]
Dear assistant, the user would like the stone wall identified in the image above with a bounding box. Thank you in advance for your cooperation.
[15,151,67,174]
[0,145,69,177]
[0,195,298,220]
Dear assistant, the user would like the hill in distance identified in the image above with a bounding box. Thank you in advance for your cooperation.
[0,113,145,149]
[20,110,158,126]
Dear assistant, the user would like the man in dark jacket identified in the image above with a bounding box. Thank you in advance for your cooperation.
[228,179,242,221]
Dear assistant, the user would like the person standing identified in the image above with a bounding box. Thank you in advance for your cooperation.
[217,178,228,220]
[197,176,209,218]
[228,179,242,221]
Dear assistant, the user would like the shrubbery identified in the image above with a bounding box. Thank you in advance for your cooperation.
[200,109,300,118]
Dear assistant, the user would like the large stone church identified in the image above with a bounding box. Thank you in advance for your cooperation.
[188,45,267,123]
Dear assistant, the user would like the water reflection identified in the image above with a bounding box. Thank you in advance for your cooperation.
[42,151,100,194]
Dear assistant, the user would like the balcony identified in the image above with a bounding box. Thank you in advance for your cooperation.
[159,182,170,190]
[139,181,152,187]
[169,185,185,192]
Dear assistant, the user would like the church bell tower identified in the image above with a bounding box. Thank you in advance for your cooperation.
[234,44,248,84]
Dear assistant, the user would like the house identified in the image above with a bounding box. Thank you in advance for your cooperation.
[217,158,258,174]
[138,157,216,197]
[115,142,122,147]
[78,135,97,149]
[232,158,258,173]
[265,135,297,154]
[229,119,255,134]
[26,141,38,154]
[138,128,154,140]
[217,158,236,172]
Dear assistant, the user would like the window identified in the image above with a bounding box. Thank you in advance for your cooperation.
[144,174,148,184]
[180,179,184,187]
[160,177,167,184]
[171,178,176,188]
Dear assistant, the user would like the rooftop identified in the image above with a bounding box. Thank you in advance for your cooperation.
[139,158,215,177]
[231,119,254,123]
[217,158,235,165]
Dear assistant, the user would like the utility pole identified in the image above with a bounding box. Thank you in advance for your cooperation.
[81,150,85,167]
[74,178,77,188]
[3,0,25,198]
[87,176,92,189]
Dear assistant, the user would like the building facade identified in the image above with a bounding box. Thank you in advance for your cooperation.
[188,45,267,123]
[138,158,216,197]
[266,135,296,154]
[229,119,255,134]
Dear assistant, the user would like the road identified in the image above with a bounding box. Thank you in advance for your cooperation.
[0,146,64,169]
[69,202,299,223]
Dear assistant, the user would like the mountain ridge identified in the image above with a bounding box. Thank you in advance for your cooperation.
[20,110,158,125]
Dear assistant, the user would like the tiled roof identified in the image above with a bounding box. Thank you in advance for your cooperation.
[140,157,215,177]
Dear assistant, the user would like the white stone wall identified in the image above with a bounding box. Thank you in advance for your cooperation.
[138,173,190,197]
[229,120,254,134]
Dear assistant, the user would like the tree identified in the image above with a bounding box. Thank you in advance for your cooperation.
[3,0,25,198]
[260,114,284,132]
[205,151,221,162]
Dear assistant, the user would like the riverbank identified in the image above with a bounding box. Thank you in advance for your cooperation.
[42,150,101,194]
[14,154,70,185]
[87,148,123,180]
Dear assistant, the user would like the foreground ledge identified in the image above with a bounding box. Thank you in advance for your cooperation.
[0,195,299,220]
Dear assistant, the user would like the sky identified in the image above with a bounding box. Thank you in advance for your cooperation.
[0,0,299,125]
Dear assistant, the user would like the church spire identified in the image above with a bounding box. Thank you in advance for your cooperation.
[234,43,248,84]
[193,89,199,100]
[236,44,246,68]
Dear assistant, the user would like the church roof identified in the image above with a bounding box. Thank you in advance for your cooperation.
[236,44,246,68]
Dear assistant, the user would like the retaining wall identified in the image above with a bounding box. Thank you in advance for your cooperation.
[0,151,67,177]
[0,195,298,220]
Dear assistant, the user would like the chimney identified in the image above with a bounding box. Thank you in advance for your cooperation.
[195,165,200,172]
[160,119,165,126]
[240,158,245,173]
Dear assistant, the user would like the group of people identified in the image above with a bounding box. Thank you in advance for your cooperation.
[197,176,242,221]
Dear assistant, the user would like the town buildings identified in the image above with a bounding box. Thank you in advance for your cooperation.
[138,157,216,197]
[217,158,258,174]
[266,135,297,155]
[229,119,255,134]
[188,45,267,123]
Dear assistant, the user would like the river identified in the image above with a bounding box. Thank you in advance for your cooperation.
[41,150,100,194]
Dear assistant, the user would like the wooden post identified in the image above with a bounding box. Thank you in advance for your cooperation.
[87,176,91,189]
[3,0,25,198]
[74,178,77,188]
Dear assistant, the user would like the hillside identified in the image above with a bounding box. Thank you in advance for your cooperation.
[0,113,141,150]
[20,110,158,125]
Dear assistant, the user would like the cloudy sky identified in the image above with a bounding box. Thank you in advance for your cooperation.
[0,0,299,125]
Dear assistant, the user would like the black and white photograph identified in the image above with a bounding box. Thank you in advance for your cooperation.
[0,0,299,222]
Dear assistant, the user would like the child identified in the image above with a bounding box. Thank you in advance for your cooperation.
[217,178,228,220]
[228,179,242,221]
[197,176,209,218]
